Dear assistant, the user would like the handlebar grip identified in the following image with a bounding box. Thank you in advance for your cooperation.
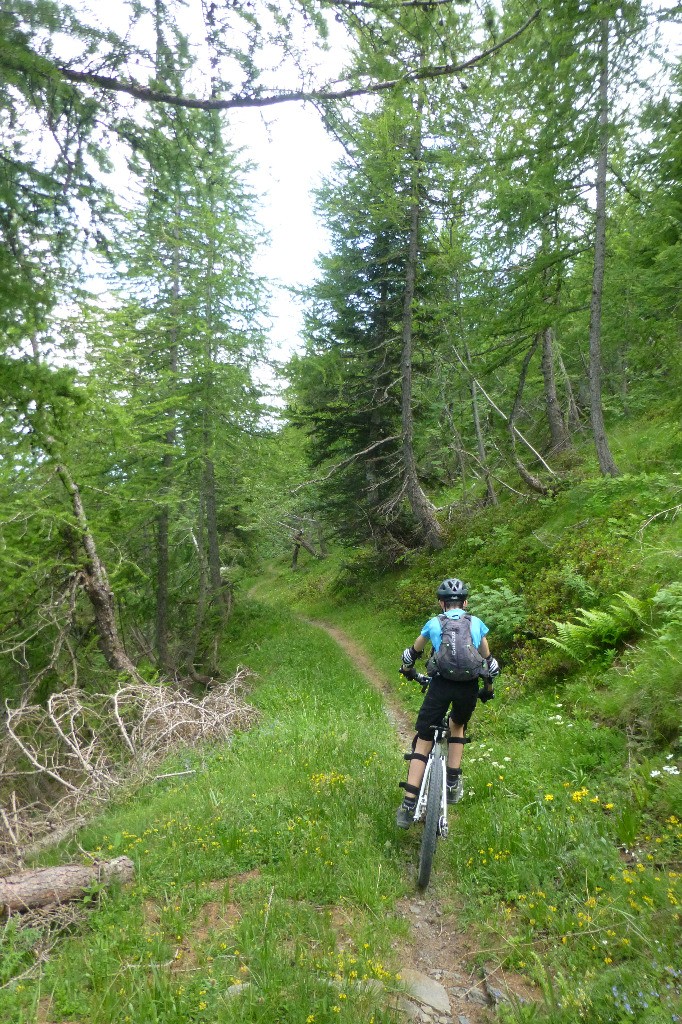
[399,666,431,689]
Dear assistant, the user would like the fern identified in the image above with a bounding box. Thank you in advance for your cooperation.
[652,582,682,623]
[543,592,652,663]
[615,591,650,624]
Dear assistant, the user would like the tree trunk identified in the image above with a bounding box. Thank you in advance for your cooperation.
[0,857,134,913]
[54,462,143,682]
[204,458,222,596]
[185,494,211,684]
[400,100,443,550]
[508,337,548,495]
[291,530,322,560]
[155,504,171,670]
[471,379,498,505]
[540,327,570,451]
[155,224,180,674]
[457,266,496,503]
[587,18,619,477]
[556,347,582,430]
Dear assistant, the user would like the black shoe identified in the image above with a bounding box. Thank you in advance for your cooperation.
[446,777,464,805]
[396,802,415,829]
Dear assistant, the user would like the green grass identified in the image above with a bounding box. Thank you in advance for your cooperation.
[317,614,681,1022]
[3,451,682,1024]
[0,606,410,1024]
[245,516,682,1023]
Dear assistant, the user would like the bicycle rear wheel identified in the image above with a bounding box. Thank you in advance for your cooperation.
[417,754,442,890]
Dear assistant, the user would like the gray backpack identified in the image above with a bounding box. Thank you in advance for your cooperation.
[426,614,486,682]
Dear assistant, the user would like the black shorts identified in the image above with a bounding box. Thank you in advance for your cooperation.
[414,674,478,739]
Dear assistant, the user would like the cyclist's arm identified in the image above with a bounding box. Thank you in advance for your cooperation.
[412,634,428,655]
[477,635,496,694]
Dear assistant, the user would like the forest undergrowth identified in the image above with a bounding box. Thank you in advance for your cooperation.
[0,609,412,1024]
[250,459,682,1024]
[1,447,681,1024]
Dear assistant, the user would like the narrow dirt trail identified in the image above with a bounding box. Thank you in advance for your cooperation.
[306,617,535,1024]
[302,619,415,745]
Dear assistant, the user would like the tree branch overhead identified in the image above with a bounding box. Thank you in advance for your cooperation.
[2,9,541,112]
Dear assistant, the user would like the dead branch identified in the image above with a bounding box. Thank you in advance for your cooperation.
[0,806,23,869]
[508,335,549,495]
[452,347,557,477]
[153,769,197,781]
[291,435,401,493]
[0,669,256,871]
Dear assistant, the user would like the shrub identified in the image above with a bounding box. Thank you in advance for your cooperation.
[543,592,651,664]
[597,619,682,744]
[467,579,528,647]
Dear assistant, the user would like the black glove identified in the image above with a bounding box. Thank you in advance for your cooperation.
[402,646,421,668]
[399,665,417,681]
[478,687,495,703]
[486,656,500,678]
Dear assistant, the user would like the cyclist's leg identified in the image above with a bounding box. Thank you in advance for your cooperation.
[405,737,434,792]
[446,683,478,803]
[447,722,466,769]
[407,675,451,789]
[446,682,478,767]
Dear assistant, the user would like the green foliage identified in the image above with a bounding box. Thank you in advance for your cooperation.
[543,592,650,663]
[651,581,682,625]
[0,919,42,987]
[0,606,407,1022]
[596,618,682,743]
[468,579,527,646]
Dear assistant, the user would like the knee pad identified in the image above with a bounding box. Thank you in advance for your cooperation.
[404,751,429,764]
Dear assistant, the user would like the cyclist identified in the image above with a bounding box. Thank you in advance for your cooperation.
[396,577,499,829]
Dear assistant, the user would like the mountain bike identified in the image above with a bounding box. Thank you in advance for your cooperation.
[409,671,449,890]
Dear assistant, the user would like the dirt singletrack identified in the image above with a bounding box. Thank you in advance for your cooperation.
[303,619,415,744]
[306,618,537,1023]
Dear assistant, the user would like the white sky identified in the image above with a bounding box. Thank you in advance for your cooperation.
[228,103,344,365]
[39,1,682,381]
[60,0,348,374]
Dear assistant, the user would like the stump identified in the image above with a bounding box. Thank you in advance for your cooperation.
[0,856,135,913]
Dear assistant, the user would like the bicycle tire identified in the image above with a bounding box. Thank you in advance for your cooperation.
[417,754,442,890]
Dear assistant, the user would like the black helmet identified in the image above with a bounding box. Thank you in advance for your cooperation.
[436,578,468,601]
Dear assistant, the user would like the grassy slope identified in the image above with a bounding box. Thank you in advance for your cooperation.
[249,432,682,1023]
[1,608,411,1024]
[3,418,681,1024]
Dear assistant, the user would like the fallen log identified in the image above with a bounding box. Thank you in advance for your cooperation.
[0,856,135,914]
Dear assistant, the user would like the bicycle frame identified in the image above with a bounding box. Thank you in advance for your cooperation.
[412,720,449,840]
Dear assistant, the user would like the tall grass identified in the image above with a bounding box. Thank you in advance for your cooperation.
[261,549,682,1023]
[0,606,409,1024]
